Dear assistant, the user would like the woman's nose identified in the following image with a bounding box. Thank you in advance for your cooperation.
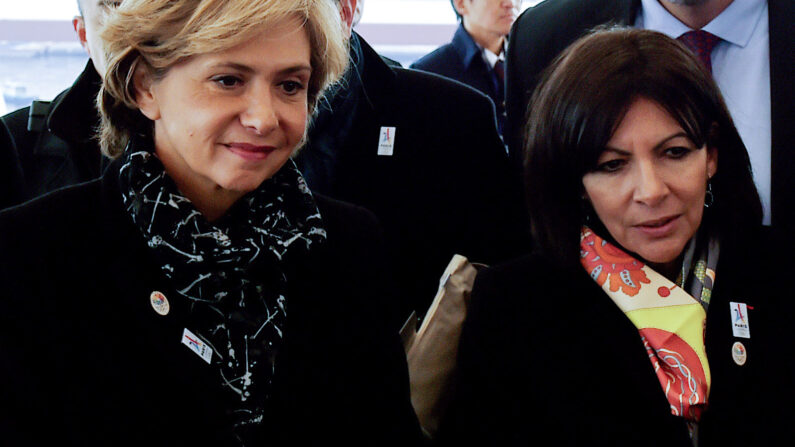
[240,92,278,136]
[632,162,669,206]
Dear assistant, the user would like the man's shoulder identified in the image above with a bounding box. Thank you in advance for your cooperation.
[1,104,31,122]
[363,66,502,153]
[1,90,67,149]
[410,42,462,74]
[391,65,493,111]
[514,0,631,38]
[1,105,33,139]
[516,0,589,23]
[357,32,490,113]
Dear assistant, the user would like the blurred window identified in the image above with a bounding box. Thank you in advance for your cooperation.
[0,0,540,114]
[1,1,84,114]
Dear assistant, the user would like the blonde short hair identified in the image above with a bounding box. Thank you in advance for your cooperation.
[98,0,348,158]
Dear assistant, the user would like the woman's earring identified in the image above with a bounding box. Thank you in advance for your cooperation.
[704,181,714,208]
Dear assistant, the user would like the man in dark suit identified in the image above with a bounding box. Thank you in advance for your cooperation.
[296,0,529,327]
[411,0,521,137]
[505,0,794,229]
[0,0,117,210]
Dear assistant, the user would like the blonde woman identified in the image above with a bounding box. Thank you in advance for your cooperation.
[0,1,421,445]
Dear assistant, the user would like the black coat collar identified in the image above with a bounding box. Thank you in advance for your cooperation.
[450,23,485,70]
[351,32,397,113]
[47,60,102,149]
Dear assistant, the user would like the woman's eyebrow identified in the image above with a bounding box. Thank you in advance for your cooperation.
[206,63,312,75]
[206,62,255,74]
[652,132,691,151]
[279,65,312,76]
[601,146,631,156]
[603,132,691,155]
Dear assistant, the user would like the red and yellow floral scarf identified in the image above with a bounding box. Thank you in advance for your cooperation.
[580,226,717,423]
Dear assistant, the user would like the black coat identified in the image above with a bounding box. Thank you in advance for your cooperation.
[504,0,795,229]
[297,33,528,326]
[439,227,795,446]
[0,157,422,446]
[411,24,506,136]
[0,60,105,209]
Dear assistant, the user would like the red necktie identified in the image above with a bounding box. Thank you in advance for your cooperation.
[493,59,505,84]
[678,30,721,74]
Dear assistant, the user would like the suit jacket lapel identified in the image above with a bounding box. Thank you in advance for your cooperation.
[450,24,498,98]
[767,0,795,228]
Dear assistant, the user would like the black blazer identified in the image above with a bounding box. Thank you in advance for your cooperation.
[411,24,506,135]
[505,0,795,229]
[297,34,528,326]
[439,228,795,446]
[0,157,422,446]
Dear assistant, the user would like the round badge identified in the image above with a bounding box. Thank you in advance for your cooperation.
[731,341,747,366]
[150,291,170,316]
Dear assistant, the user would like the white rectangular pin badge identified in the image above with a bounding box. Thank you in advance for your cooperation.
[377,126,396,156]
[730,302,751,339]
[181,328,213,364]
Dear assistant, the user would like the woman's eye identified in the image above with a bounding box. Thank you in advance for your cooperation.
[595,159,624,173]
[665,146,692,158]
[281,81,305,95]
[211,75,243,88]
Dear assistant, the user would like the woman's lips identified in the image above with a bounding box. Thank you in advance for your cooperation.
[633,215,680,237]
[224,143,274,161]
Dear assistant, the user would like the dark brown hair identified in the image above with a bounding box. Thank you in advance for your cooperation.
[524,27,762,268]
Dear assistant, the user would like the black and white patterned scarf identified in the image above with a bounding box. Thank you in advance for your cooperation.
[118,137,326,445]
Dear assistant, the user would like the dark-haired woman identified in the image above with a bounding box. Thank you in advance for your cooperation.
[0,0,421,445]
[439,28,795,446]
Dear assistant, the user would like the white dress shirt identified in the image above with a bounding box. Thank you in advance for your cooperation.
[636,0,772,224]
[482,44,505,69]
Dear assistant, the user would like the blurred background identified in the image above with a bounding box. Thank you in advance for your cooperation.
[0,0,540,114]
